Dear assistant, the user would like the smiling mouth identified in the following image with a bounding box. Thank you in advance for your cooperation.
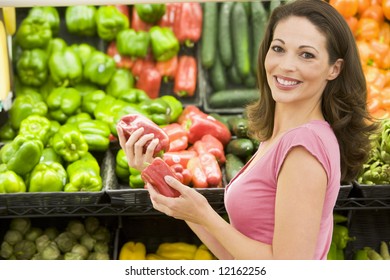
[275,76,301,87]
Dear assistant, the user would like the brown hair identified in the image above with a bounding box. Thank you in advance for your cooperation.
[246,0,378,182]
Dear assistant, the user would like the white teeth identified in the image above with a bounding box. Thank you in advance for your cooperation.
[276,77,299,86]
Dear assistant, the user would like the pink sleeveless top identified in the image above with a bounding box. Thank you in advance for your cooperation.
[224,120,340,260]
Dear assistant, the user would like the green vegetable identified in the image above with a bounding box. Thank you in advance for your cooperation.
[94,240,109,254]
[47,87,82,123]
[332,224,355,250]
[10,218,31,235]
[135,4,166,23]
[16,48,48,87]
[28,6,60,36]
[227,64,243,85]
[0,135,43,176]
[51,123,88,162]
[35,235,51,253]
[83,51,116,86]
[225,153,245,183]
[160,95,183,123]
[115,149,130,182]
[95,5,129,41]
[209,51,227,91]
[48,47,83,87]
[231,2,251,79]
[13,240,37,260]
[116,29,150,58]
[55,232,77,253]
[80,233,96,251]
[250,1,268,74]
[75,119,111,152]
[201,2,218,69]
[46,38,67,58]
[88,252,110,260]
[65,5,97,36]
[0,120,16,141]
[139,97,171,126]
[0,241,14,259]
[149,26,180,62]
[117,88,150,105]
[228,116,249,138]
[0,164,27,193]
[70,44,96,66]
[67,219,86,240]
[81,90,107,116]
[18,115,52,145]
[92,226,110,242]
[3,229,24,246]
[27,161,68,192]
[43,227,59,241]
[24,227,43,242]
[106,68,135,98]
[218,2,234,67]
[41,241,61,260]
[208,89,259,109]
[84,216,100,234]
[64,153,102,192]
[15,16,52,49]
[226,138,254,158]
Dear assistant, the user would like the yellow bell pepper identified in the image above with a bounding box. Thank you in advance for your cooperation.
[146,253,169,260]
[119,241,146,260]
[193,244,215,260]
[156,242,197,260]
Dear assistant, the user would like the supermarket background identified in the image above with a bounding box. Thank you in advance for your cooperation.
[0,0,390,262]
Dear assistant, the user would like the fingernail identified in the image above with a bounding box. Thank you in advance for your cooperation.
[165,176,174,184]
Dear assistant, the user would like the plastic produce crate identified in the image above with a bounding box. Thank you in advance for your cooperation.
[352,182,390,199]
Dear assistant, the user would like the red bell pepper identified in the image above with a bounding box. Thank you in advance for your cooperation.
[174,55,197,97]
[187,156,208,188]
[183,113,231,146]
[156,55,178,82]
[106,41,134,69]
[136,66,162,99]
[163,150,197,168]
[170,163,192,185]
[117,113,170,156]
[131,54,155,78]
[196,134,226,164]
[198,152,222,187]
[173,3,203,47]
[157,3,179,29]
[115,5,130,22]
[178,105,207,124]
[162,123,188,152]
[131,6,152,31]
[141,157,181,197]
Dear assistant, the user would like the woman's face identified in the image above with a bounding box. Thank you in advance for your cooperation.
[264,16,341,108]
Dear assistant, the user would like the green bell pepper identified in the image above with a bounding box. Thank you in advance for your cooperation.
[64,153,102,192]
[0,164,26,193]
[139,97,171,125]
[75,119,111,152]
[39,77,56,101]
[135,4,166,24]
[27,161,67,192]
[9,92,48,130]
[51,123,88,162]
[327,242,344,260]
[0,120,16,141]
[332,224,356,250]
[27,6,60,36]
[149,26,180,62]
[49,47,83,87]
[116,29,150,58]
[353,247,370,260]
[70,43,96,66]
[93,95,117,125]
[18,115,52,145]
[115,149,130,182]
[65,5,97,37]
[95,6,129,41]
[83,51,116,86]
[46,38,67,58]
[117,88,150,105]
[47,87,82,123]
[160,95,183,123]
[129,167,144,189]
[106,68,135,98]
[16,48,48,87]
[40,147,63,164]
[81,90,106,116]
[15,16,52,50]
[0,135,43,176]
[66,112,92,124]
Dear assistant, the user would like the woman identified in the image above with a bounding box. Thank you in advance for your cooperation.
[117,0,377,260]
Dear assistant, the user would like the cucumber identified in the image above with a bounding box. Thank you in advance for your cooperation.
[250,1,268,74]
[201,2,218,69]
[218,2,234,67]
[208,89,259,109]
[231,2,251,79]
[228,116,249,138]
[226,138,255,158]
[225,153,245,183]
[209,51,227,91]
[244,72,257,88]
[227,64,243,85]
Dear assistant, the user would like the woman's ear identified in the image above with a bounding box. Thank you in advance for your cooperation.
[327,58,343,81]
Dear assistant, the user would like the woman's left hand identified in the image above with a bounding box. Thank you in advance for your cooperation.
[147,175,212,225]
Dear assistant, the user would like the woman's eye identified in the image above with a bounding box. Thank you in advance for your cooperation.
[271,45,283,53]
[301,52,315,59]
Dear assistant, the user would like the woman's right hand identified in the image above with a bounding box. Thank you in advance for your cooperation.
[117,125,160,171]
